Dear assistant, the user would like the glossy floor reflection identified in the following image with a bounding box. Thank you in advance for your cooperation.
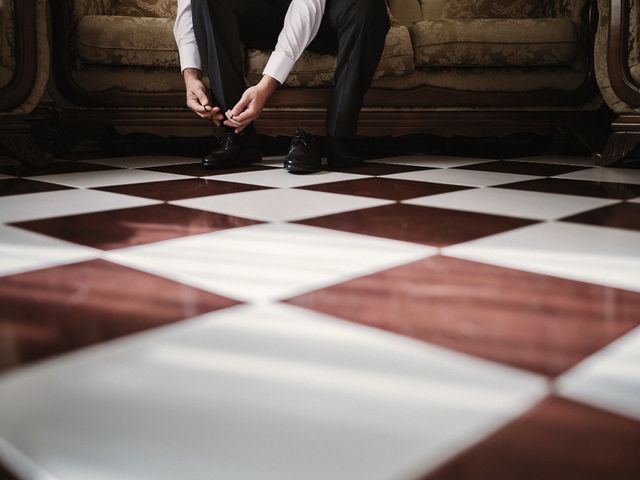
[0,153,639,479]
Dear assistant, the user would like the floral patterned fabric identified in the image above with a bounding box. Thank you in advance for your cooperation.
[411,17,579,68]
[245,25,413,87]
[442,0,543,19]
[114,0,176,18]
[77,15,178,68]
[386,0,423,25]
[542,0,588,23]
[630,0,640,83]
[0,0,15,72]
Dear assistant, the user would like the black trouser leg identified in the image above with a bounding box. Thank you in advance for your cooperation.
[309,0,390,139]
[191,0,286,112]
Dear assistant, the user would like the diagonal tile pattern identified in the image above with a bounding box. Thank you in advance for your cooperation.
[0,153,639,480]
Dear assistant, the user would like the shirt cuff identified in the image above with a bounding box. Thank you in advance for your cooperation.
[263,50,296,85]
[179,47,202,73]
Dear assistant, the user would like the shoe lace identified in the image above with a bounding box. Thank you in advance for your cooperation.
[290,128,314,149]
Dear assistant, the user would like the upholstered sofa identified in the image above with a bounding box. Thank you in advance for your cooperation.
[593,0,640,164]
[49,0,602,139]
[0,0,49,165]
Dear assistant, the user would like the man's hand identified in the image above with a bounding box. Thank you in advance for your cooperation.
[224,75,280,133]
[184,68,225,127]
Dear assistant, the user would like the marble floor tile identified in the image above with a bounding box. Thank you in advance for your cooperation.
[455,160,587,176]
[105,223,434,302]
[171,188,392,223]
[205,168,367,188]
[299,177,469,201]
[286,256,640,376]
[0,189,160,223]
[27,169,188,189]
[0,225,99,277]
[443,222,640,292]
[368,155,495,168]
[423,396,640,480]
[561,202,640,232]
[384,169,538,187]
[0,303,547,480]
[508,155,594,167]
[0,259,239,371]
[557,326,640,421]
[145,163,274,177]
[497,177,640,200]
[95,178,270,201]
[81,156,200,169]
[0,179,72,197]
[404,188,617,221]
[296,203,535,247]
[555,167,640,185]
[11,204,261,251]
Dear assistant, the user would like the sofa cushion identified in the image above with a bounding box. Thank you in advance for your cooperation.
[246,25,413,87]
[411,17,579,68]
[77,15,179,68]
[114,0,176,18]
[386,0,422,26]
[442,0,543,19]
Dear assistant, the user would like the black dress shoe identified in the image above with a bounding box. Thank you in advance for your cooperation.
[284,128,322,174]
[326,135,363,168]
[202,131,262,169]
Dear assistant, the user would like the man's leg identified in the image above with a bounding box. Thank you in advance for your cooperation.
[191,0,287,114]
[310,0,390,139]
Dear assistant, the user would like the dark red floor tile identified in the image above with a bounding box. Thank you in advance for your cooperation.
[0,178,72,196]
[497,177,640,200]
[11,203,261,250]
[422,397,640,480]
[561,202,640,232]
[0,161,117,177]
[457,160,585,176]
[0,259,239,372]
[285,256,640,376]
[298,177,469,201]
[95,178,270,201]
[145,163,274,177]
[295,203,535,247]
[326,162,434,176]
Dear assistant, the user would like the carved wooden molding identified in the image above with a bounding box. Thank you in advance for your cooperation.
[0,0,39,111]
[607,0,640,106]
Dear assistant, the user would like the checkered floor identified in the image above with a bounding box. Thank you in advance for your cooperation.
[0,152,639,480]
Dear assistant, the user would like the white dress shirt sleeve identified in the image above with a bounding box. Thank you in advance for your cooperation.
[174,0,202,72]
[173,0,326,83]
[263,0,326,84]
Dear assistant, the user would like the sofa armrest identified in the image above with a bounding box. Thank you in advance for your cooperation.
[543,0,589,24]
[74,0,114,21]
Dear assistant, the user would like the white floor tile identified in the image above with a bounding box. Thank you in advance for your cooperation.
[384,169,538,187]
[555,167,640,185]
[404,188,617,220]
[369,155,495,168]
[81,156,200,168]
[205,168,366,188]
[557,326,640,421]
[171,188,391,223]
[0,225,99,277]
[27,169,188,188]
[443,222,640,292]
[0,303,548,480]
[508,155,594,166]
[106,223,434,302]
[630,197,640,204]
[0,173,14,179]
[0,189,160,223]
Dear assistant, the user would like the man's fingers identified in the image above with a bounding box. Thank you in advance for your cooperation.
[232,109,254,124]
[193,86,211,110]
[230,94,251,117]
